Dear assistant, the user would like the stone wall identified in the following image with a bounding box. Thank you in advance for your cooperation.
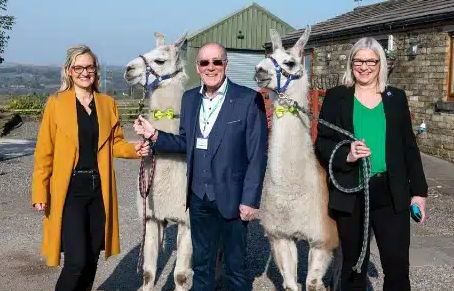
[310,28,454,162]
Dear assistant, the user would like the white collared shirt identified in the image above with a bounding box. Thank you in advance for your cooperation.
[198,78,228,138]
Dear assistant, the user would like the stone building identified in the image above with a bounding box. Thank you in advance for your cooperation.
[270,0,454,162]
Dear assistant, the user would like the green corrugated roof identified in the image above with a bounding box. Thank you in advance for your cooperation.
[187,2,294,50]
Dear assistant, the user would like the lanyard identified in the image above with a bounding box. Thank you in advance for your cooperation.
[201,83,229,135]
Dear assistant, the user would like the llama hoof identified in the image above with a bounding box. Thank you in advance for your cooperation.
[174,270,193,291]
[306,278,326,291]
[141,270,154,291]
[284,283,299,291]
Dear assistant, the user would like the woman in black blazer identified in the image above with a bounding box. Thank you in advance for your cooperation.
[315,37,428,291]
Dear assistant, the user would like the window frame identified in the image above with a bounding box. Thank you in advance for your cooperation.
[303,48,314,83]
[448,34,454,100]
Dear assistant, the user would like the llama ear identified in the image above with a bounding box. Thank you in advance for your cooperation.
[174,32,188,50]
[269,29,283,51]
[154,32,165,47]
[291,26,311,57]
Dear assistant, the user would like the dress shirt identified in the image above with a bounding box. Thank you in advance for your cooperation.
[198,78,228,138]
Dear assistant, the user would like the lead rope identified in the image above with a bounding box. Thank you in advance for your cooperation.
[136,89,157,273]
[277,94,370,273]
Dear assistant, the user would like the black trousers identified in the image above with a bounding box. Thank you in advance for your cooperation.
[334,174,410,291]
[189,193,251,291]
[55,172,105,291]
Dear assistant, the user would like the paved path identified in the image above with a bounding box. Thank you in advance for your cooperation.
[421,153,454,196]
[0,138,35,161]
[370,153,454,269]
[0,136,452,290]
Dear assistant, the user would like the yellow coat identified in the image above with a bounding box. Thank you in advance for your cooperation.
[31,89,138,267]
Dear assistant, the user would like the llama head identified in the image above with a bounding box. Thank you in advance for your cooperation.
[124,32,187,88]
[255,27,310,96]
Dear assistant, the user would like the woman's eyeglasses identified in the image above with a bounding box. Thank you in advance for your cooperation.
[197,59,226,67]
[72,65,97,74]
[352,59,380,67]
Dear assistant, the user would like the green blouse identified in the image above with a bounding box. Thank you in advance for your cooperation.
[353,96,387,174]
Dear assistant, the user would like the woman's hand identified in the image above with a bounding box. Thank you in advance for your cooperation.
[135,140,150,157]
[411,196,427,224]
[346,140,371,162]
[133,115,158,141]
[33,203,47,213]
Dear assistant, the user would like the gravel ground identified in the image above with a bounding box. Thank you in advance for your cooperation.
[0,121,453,290]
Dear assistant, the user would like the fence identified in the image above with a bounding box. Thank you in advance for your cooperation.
[6,105,148,120]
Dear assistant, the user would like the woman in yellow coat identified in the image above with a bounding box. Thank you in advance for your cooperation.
[31,45,149,290]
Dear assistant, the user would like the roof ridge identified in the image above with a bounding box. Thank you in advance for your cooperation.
[188,2,294,40]
[279,0,454,41]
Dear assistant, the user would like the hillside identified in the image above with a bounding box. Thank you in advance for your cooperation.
[0,63,131,97]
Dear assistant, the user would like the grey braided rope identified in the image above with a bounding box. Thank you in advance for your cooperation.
[278,94,371,273]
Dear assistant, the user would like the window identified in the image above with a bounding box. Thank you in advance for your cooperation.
[377,38,389,52]
[449,34,454,100]
[303,49,313,80]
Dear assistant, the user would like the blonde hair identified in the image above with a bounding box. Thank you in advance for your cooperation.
[59,45,100,92]
[342,37,388,93]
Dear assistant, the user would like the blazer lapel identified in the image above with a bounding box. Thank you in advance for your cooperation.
[188,92,203,161]
[340,86,355,136]
[94,92,116,151]
[58,89,78,148]
[381,88,393,167]
[381,88,393,125]
[209,80,236,156]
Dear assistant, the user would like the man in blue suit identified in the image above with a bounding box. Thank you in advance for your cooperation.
[134,42,268,290]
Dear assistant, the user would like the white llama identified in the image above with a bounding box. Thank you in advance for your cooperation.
[254,28,340,291]
[124,32,193,291]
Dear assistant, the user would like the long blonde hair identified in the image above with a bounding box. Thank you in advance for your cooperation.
[342,37,388,93]
[59,45,101,92]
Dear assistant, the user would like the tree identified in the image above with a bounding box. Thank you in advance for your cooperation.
[0,0,14,64]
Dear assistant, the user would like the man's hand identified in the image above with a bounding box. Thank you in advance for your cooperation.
[134,115,158,141]
[239,204,258,221]
[411,196,427,224]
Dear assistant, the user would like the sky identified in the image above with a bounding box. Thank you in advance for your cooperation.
[3,0,384,66]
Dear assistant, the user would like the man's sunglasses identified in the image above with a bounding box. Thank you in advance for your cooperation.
[197,59,226,67]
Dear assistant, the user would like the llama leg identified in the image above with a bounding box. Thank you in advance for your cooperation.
[270,237,298,291]
[306,246,333,291]
[174,223,193,291]
[141,219,162,291]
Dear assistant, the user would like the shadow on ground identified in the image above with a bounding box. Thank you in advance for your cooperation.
[99,222,379,290]
[0,139,35,161]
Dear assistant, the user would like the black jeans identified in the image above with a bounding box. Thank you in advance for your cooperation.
[55,172,105,291]
[334,174,410,291]
[189,193,251,291]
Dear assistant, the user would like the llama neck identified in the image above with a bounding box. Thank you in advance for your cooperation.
[149,78,185,112]
[273,77,309,110]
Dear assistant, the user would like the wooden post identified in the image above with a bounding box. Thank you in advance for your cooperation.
[308,89,326,143]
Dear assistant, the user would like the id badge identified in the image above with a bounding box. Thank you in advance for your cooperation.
[196,138,208,150]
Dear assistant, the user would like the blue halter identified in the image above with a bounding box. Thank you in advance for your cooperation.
[268,56,302,94]
[139,55,182,94]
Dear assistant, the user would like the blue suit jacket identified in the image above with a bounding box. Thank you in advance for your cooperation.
[154,79,268,219]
